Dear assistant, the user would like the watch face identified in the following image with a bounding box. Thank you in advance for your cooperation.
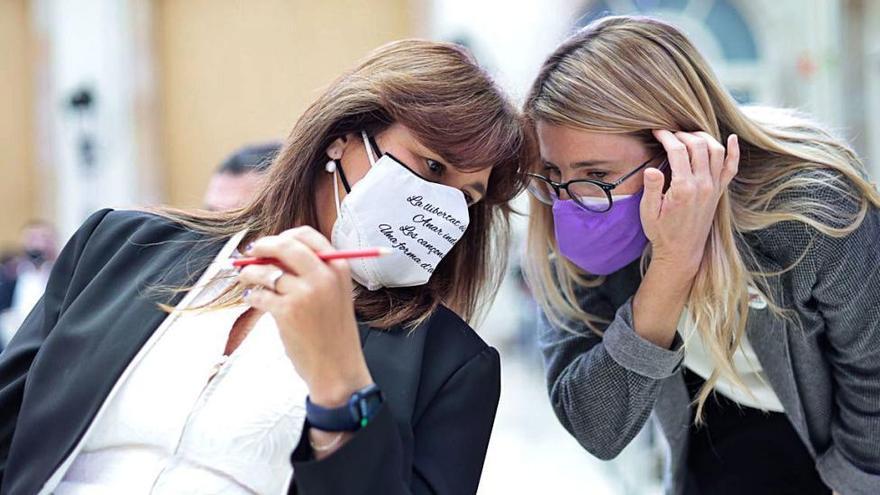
[364,392,383,411]
[351,385,384,428]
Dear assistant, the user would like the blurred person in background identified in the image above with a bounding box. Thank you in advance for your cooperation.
[0,221,58,349]
[0,39,532,495]
[0,251,19,312]
[204,142,281,211]
[524,15,879,495]
[0,251,19,353]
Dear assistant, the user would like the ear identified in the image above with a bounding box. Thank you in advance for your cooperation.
[325,136,347,160]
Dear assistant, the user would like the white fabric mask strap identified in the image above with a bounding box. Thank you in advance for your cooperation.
[361,131,378,166]
[332,168,341,213]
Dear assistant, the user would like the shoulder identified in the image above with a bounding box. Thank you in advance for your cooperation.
[359,304,499,426]
[399,304,499,396]
[75,208,209,259]
[411,305,500,417]
[420,304,498,367]
[59,208,220,290]
[743,168,875,267]
[83,208,194,245]
[419,305,500,400]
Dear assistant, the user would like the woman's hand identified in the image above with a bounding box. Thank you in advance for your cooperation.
[641,129,739,276]
[237,226,373,408]
[631,130,738,349]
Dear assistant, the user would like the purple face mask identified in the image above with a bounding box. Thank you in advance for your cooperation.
[552,191,648,275]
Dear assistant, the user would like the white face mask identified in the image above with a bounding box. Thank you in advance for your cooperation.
[329,131,471,290]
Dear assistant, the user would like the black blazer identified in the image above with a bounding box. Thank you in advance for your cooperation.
[0,209,501,495]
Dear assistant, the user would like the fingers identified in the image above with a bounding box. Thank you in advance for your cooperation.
[653,129,737,199]
[720,134,739,186]
[281,226,334,252]
[242,284,284,313]
[238,264,289,293]
[326,258,352,283]
[279,227,353,281]
[693,131,726,185]
[674,132,710,183]
[652,130,692,183]
[246,230,325,277]
[640,167,665,222]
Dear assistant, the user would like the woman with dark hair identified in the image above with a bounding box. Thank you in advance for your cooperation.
[0,40,532,495]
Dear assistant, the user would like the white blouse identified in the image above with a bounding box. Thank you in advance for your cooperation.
[680,286,784,412]
[55,231,308,495]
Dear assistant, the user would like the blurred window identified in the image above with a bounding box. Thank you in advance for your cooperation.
[576,0,765,103]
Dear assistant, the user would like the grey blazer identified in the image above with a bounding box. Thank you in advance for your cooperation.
[539,187,880,495]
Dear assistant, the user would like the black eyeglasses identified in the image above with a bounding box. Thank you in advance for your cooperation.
[527,154,667,213]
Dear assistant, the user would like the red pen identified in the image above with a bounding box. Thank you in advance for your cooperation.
[228,247,393,268]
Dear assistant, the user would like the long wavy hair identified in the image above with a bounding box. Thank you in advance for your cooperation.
[523,15,880,421]
[149,39,532,328]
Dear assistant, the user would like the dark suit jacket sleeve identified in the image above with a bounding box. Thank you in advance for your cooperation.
[289,346,501,495]
[0,209,111,480]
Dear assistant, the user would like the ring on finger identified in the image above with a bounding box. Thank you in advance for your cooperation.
[268,268,284,293]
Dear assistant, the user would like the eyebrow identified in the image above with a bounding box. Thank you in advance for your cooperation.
[542,159,610,169]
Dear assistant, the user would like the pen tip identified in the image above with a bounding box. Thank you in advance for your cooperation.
[377,247,394,256]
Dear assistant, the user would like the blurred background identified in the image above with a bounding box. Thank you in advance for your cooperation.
[0,1,877,493]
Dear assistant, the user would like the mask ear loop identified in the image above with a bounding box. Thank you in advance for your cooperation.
[325,159,346,213]
[361,131,378,166]
[332,167,341,213]
[328,131,376,215]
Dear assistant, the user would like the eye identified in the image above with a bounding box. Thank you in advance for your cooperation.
[543,165,561,181]
[586,171,608,180]
[426,159,445,177]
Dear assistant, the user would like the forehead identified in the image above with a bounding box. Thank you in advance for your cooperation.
[381,123,435,156]
[536,121,642,165]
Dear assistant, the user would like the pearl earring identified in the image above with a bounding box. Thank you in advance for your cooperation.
[324,160,337,173]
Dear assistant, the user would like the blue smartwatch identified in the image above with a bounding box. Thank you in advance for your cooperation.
[306,383,384,432]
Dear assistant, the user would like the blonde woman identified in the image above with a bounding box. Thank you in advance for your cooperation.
[524,16,879,495]
[0,40,531,494]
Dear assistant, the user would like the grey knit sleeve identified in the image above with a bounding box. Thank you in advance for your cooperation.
[807,206,880,495]
[749,173,880,495]
[538,290,684,460]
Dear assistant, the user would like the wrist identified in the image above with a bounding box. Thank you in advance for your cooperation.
[308,369,374,408]
[647,255,700,284]
[633,259,695,350]
[306,382,384,433]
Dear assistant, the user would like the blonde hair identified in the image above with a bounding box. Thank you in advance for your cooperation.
[523,15,880,421]
[149,39,532,328]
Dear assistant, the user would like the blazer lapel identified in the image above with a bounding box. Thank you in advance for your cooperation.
[649,248,811,495]
[7,229,227,495]
[744,257,811,453]
[357,318,427,482]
